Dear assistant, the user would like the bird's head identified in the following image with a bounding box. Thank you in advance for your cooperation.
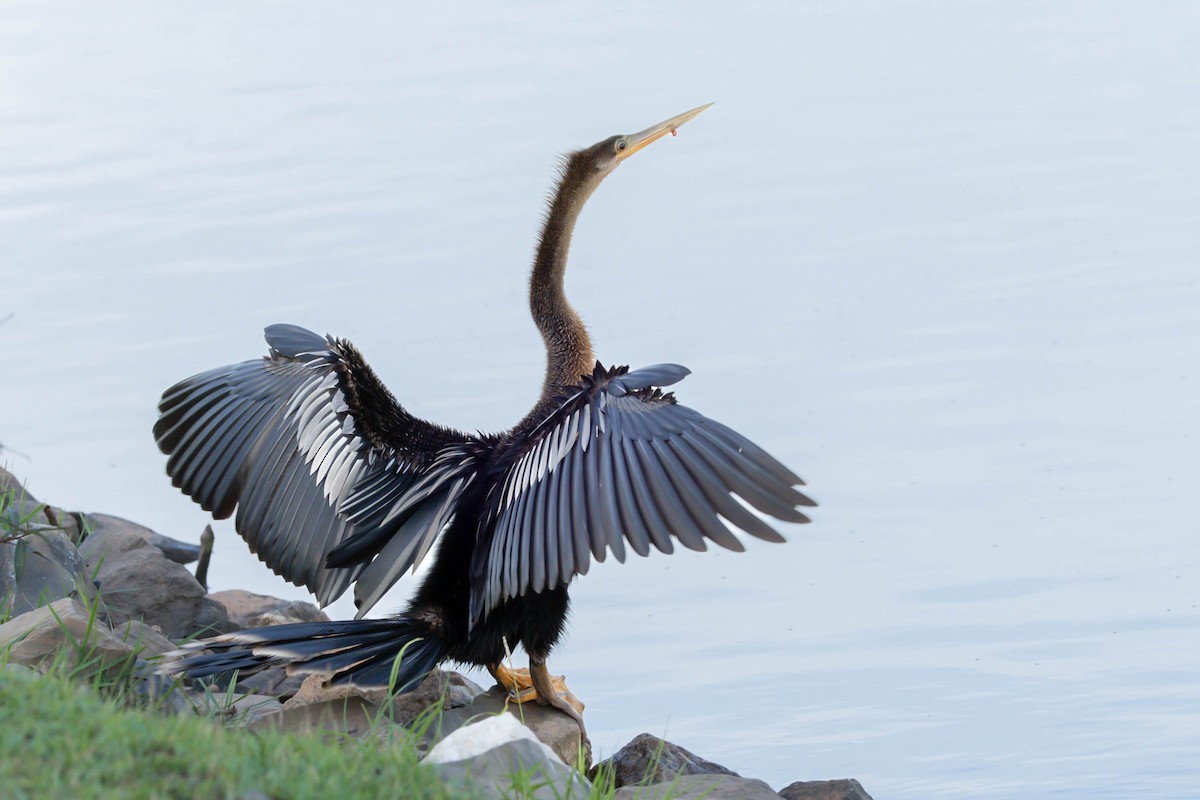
[566,103,714,183]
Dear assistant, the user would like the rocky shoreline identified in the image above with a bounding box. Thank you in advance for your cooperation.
[0,466,871,800]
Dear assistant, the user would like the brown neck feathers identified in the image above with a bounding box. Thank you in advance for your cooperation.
[528,157,599,408]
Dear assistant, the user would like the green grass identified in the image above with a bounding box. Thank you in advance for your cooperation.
[0,667,466,800]
[0,478,668,800]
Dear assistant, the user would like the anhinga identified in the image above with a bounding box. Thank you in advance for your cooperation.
[155,105,814,733]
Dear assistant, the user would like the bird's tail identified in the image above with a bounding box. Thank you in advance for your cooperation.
[162,616,447,690]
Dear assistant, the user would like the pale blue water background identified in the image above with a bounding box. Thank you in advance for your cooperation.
[2,3,1198,797]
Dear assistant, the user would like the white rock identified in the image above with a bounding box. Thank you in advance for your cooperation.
[424,712,564,766]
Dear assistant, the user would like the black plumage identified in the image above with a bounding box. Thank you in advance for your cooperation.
[156,105,814,729]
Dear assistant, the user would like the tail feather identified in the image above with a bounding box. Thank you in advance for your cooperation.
[161,616,447,691]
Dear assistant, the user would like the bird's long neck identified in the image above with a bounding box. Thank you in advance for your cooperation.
[529,161,597,410]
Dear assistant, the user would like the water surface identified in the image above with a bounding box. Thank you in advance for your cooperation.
[2,3,1197,797]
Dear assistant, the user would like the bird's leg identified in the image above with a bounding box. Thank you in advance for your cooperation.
[489,661,586,719]
[528,656,587,736]
[489,662,538,703]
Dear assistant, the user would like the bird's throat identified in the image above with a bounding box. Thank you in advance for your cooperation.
[529,165,598,408]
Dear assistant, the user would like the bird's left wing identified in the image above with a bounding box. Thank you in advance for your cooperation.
[470,363,814,624]
[154,324,473,610]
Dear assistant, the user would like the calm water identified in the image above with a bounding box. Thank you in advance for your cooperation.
[2,3,1198,797]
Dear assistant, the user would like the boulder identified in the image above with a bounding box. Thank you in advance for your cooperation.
[0,469,96,618]
[122,666,193,715]
[247,669,483,741]
[440,686,586,767]
[289,669,481,716]
[246,691,386,741]
[233,667,308,700]
[188,691,284,725]
[209,589,330,629]
[83,513,201,565]
[595,733,738,788]
[615,775,783,800]
[45,507,86,546]
[79,516,230,639]
[0,598,137,678]
[426,713,587,800]
[0,467,45,522]
[2,662,40,680]
[113,620,177,658]
[1,525,95,619]
[778,779,874,800]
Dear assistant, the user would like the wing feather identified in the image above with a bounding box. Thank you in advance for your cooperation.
[474,362,812,623]
[154,324,469,610]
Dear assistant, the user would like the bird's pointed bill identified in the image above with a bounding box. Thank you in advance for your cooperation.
[617,103,713,162]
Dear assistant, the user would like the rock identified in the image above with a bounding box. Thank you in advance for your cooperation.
[275,668,483,723]
[246,692,387,741]
[426,713,587,800]
[247,669,454,742]
[113,620,177,657]
[1,524,95,619]
[443,670,486,708]
[0,598,137,678]
[778,779,874,800]
[2,662,40,680]
[234,667,308,699]
[595,733,738,788]
[209,589,330,629]
[616,775,783,800]
[83,513,201,564]
[188,691,283,725]
[439,686,586,767]
[79,517,230,638]
[0,467,45,522]
[192,597,232,636]
[47,507,86,546]
[390,669,485,721]
[131,668,193,715]
[0,468,97,618]
[282,672,379,708]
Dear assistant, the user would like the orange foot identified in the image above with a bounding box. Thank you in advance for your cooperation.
[489,662,585,715]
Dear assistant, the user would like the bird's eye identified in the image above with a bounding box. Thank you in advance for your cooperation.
[615,139,627,152]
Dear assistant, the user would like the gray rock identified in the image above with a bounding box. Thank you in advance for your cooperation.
[244,669,479,747]
[192,596,232,636]
[595,733,738,788]
[209,589,330,629]
[113,620,177,657]
[83,513,201,565]
[427,714,587,800]
[388,669,486,724]
[188,690,284,725]
[0,467,45,522]
[439,686,586,767]
[131,667,193,715]
[0,469,97,618]
[0,525,95,619]
[778,779,874,800]
[268,669,483,725]
[0,598,136,678]
[47,507,85,546]
[235,791,272,800]
[79,517,230,638]
[246,692,395,742]
[2,662,40,680]
[234,667,308,699]
[615,775,783,800]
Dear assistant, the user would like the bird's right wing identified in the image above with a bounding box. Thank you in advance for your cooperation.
[154,324,472,610]
[470,362,814,624]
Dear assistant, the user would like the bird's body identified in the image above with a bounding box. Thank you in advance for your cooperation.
[157,106,813,730]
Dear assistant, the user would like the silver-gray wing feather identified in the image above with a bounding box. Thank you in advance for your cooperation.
[154,324,469,611]
[473,363,814,623]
